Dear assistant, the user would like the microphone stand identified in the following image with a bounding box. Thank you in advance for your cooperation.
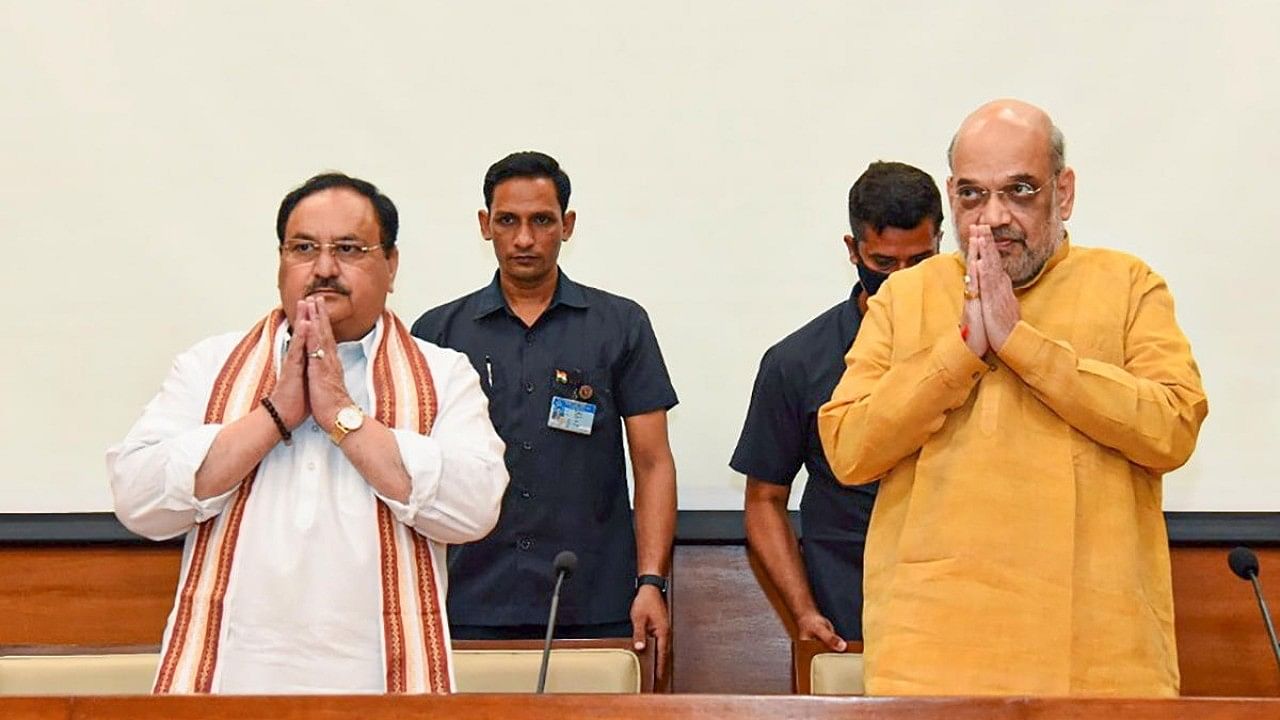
[536,568,567,693]
[536,552,576,693]
[1246,570,1280,674]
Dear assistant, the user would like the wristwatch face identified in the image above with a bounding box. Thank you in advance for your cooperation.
[337,405,364,431]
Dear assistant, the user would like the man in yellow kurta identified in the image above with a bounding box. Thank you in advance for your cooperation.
[818,99,1208,697]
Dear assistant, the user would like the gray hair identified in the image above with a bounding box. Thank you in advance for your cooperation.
[947,123,1066,175]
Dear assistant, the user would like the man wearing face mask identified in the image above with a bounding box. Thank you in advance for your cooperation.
[819,100,1208,696]
[731,161,941,651]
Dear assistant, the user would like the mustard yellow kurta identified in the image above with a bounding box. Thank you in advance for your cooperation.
[818,239,1208,697]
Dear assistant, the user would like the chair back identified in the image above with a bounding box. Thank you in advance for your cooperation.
[453,638,656,693]
[0,638,658,695]
[792,638,864,695]
[0,645,159,695]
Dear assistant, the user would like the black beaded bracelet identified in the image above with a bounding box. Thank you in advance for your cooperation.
[260,397,292,446]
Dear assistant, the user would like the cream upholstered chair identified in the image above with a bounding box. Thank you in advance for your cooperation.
[0,646,159,695]
[792,639,865,695]
[453,638,656,693]
[0,639,656,695]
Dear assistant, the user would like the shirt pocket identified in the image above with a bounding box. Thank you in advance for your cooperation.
[583,365,615,425]
[543,364,615,430]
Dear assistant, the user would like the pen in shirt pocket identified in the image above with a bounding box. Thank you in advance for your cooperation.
[484,355,493,388]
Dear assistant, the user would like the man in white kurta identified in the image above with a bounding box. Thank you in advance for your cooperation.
[107,173,508,694]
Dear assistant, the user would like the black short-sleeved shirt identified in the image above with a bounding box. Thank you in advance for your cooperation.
[411,270,678,627]
[729,285,876,640]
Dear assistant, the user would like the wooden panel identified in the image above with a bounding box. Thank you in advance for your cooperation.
[0,546,177,646]
[1173,546,1280,697]
[671,545,790,694]
[5,543,1280,696]
[0,695,1274,720]
[0,697,68,720]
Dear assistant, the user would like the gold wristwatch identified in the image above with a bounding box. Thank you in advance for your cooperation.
[330,404,365,445]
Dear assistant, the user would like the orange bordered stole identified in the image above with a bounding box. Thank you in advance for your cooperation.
[153,309,450,694]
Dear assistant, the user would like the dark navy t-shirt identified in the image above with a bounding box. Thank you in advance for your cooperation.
[412,270,678,627]
[729,285,876,640]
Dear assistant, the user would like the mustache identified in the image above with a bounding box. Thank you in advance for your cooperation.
[992,227,1025,243]
[305,278,351,296]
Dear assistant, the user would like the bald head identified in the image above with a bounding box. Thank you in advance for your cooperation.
[947,99,1065,174]
[945,99,1076,286]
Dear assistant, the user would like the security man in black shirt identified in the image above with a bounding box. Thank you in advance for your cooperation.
[731,161,942,650]
[412,151,678,671]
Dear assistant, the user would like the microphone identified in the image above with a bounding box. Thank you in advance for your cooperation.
[1228,546,1280,675]
[536,550,578,693]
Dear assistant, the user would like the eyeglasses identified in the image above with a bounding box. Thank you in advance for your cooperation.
[953,179,1049,211]
[280,239,382,265]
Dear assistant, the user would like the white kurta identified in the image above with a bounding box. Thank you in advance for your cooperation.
[107,318,508,693]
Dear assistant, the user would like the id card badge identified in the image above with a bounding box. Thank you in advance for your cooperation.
[548,396,596,435]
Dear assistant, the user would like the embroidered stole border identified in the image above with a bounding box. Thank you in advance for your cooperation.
[153,309,449,694]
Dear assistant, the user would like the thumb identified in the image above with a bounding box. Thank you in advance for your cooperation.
[829,635,848,653]
[816,624,847,653]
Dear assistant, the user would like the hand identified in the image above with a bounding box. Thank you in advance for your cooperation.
[630,585,671,680]
[795,611,847,652]
[304,297,354,432]
[973,228,1020,352]
[963,229,989,357]
[269,300,312,429]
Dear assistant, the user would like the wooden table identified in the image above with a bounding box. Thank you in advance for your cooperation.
[2,694,1278,720]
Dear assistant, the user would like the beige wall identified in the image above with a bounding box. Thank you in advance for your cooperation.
[2,1,1276,511]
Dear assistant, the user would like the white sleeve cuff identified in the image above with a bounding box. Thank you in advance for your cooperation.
[376,428,444,524]
[163,423,239,521]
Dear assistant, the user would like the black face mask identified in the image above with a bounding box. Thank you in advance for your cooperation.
[856,262,891,298]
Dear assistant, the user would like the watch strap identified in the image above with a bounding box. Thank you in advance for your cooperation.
[329,405,364,445]
[635,574,668,595]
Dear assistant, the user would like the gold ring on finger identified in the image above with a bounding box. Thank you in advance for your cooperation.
[308,349,325,360]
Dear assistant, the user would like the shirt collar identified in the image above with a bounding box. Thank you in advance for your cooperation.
[353,316,382,358]
[847,282,865,319]
[276,314,381,366]
[472,268,590,320]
